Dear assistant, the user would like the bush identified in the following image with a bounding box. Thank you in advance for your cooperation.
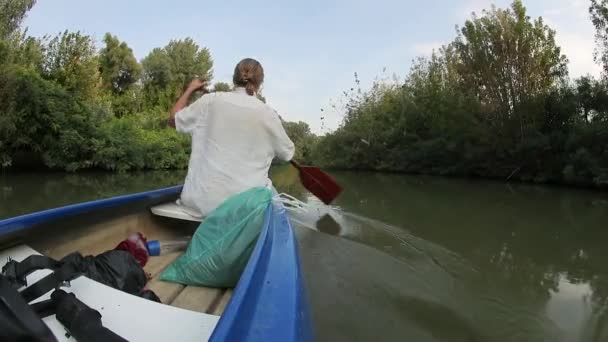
[1,7,209,173]
[92,117,190,172]
[139,129,190,170]
[311,73,608,189]
[0,64,100,169]
[0,65,191,172]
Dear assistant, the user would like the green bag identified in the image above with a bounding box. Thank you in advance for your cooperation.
[160,186,273,287]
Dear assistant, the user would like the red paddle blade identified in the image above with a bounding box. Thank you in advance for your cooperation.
[297,165,343,205]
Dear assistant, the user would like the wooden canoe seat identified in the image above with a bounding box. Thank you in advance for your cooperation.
[150,202,203,222]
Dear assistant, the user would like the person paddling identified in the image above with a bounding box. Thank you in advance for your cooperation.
[169,58,295,217]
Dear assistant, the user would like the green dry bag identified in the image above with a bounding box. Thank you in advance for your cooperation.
[160,186,273,287]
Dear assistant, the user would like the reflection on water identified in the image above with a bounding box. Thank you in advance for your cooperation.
[547,275,593,341]
[0,170,186,218]
[2,167,608,341]
[271,165,608,341]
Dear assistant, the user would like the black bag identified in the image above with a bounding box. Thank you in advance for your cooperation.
[0,269,128,342]
[0,275,57,342]
[61,250,147,295]
[52,289,128,342]
[3,250,158,301]
[1,249,162,341]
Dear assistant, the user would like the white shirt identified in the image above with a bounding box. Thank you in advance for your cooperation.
[175,87,295,217]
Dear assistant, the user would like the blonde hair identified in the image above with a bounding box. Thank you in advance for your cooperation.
[232,58,264,96]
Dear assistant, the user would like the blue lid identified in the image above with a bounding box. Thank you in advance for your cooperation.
[147,240,161,256]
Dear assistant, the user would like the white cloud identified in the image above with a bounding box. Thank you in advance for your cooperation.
[456,0,507,23]
[542,0,588,18]
[412,42,444,56]
[456,0,601,78]
[557,33,601,78]
[541,0,602,77]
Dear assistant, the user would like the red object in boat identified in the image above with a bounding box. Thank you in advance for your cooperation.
[290,160,343,205]
[115,232,149,267]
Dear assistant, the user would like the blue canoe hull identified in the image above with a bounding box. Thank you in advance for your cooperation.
[0,186,314,342]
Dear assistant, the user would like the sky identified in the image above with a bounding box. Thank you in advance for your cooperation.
[23,0,601,133]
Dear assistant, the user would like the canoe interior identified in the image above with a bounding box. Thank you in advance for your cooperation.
[7,201,233,316]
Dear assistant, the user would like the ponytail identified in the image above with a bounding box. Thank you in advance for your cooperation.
[245,82,257,96]
[233,58,264,96]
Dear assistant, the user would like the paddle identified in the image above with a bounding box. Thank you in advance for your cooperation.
[290,160,343,205]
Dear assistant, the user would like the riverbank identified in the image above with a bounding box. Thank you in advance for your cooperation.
[318,165,608,192]
[302,1,608,192]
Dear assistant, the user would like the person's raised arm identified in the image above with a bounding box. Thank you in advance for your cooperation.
[168,79,207,128]
[268,111,295,161]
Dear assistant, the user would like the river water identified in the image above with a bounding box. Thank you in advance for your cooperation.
[2,168,608,341]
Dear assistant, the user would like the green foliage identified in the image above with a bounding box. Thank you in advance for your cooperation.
[0,0,35,39]
[1,0,606,189]
[1,31,45,69]
[142,38,213,109]
[92,117,190,172]
[141,48,173,108]
[212,82,231,92]
[0,2,209,172]
[312,0,608,189]
[590,0,608,74]
[42,30,100,100]
[0,64,99,170]
[283,121,317,163]
[164,38,213,84]
[15,34,45,70]
[0,64,189,172]
[107,86,143,117]
[451,0,567,130]
[0,0,42,69]
[99,33,141,96]
[575,76,608,122]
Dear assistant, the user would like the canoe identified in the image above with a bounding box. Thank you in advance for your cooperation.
[0,186,314,342]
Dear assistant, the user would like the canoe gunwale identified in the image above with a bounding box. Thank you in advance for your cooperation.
[0,186,315,341]
[0,186,183,243]
[211,203,314,342]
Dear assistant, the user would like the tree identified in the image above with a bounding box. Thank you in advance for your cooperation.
[0,0,35,39]
[590,0,608,74]
[283,121,317,163]
[0,64,99,169]
[98,33,142,116]
[164,38,213,88]
[142,38,213,108]
[42,30,100,100]
[16,35,45,70]
[141,47,172,107]
[1,30,45,69]
[212,82,231,92]
[450,0,567,125]
[309,0,608,187]
[99,33,141,95]
[0,0,39,66]
[575,76,608,123]
[0,3,199,172]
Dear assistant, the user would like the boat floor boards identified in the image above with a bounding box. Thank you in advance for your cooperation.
[20,209,232,316]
